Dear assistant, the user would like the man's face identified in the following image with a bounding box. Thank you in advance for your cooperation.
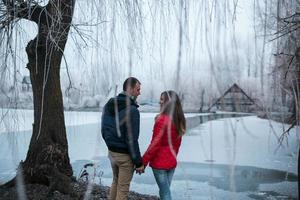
[129,83,141,98]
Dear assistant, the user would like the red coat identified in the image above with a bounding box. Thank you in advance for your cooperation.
[142,114,182,169]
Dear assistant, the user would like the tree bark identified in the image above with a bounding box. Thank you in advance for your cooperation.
[295,47,300,199]
[3,0,75,192]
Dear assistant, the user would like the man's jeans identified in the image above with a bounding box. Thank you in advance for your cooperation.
[108,151,134,200]
[152,168,175,200]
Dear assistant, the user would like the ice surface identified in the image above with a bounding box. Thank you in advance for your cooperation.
[0,110,298,199]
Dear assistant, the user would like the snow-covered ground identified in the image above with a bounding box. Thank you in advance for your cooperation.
[0,109,298,199]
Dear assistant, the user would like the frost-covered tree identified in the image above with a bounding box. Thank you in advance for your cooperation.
[259,0,300,125]
[0,0,75,192]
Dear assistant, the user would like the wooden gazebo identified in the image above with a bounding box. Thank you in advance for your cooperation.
[208,83,258,112]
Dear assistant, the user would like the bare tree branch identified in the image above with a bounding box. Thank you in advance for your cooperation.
[280,12,300,24]
[1,0,44,24]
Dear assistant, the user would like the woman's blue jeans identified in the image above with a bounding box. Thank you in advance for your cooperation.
[152,168,175,200]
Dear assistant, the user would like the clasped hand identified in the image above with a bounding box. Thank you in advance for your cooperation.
[135,165,145,175]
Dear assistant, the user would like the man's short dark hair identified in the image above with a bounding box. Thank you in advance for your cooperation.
[123,77,140,91]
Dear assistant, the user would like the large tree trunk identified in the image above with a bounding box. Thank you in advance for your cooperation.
[295,47,300,199]
[295,47,300,125]
[3,0,75,192]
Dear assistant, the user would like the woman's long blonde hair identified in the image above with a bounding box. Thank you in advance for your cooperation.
[160,90,186,136]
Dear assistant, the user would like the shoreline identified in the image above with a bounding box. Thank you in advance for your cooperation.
[0,182,159,200]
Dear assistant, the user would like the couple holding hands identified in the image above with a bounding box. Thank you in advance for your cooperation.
[101,77,186,200]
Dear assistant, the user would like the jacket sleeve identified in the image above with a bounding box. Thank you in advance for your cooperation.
[126,106,143,168]
[142,115,167,166]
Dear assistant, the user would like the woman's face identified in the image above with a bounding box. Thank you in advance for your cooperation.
[160,94,167,110]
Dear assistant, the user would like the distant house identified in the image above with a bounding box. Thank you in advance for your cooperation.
[22,76,31,92]
[208,83,259,112]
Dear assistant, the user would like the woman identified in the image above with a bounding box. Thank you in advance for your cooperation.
[142,90,186,200]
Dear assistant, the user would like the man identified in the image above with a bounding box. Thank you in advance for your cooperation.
[101,77,144,200]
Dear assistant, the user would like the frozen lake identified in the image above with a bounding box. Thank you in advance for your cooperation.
[0,109,298,199]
